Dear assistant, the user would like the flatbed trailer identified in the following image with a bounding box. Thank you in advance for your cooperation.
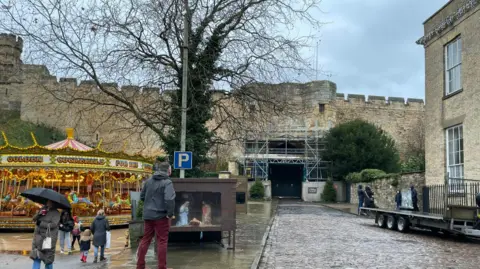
[360,205,480,237]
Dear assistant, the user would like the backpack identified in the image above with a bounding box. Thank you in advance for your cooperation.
[72,223,81,236]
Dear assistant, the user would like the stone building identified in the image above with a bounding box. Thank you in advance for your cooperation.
[0,33,425,195]
[417,0,480,185]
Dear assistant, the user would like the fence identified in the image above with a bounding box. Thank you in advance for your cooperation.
[423,177,480,215]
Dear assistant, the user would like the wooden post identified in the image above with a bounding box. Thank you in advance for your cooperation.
[0,172,4,210]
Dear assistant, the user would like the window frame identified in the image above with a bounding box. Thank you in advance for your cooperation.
[444,37,462,96]
[445,124,464,192]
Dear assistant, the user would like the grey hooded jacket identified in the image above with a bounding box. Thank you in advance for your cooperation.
[140,171,176,220]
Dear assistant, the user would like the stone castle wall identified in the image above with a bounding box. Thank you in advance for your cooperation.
[349,172,425,211]
[0,34,425,161]
[333,94,425,158]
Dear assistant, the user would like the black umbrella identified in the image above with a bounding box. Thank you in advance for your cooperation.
[21,187,71,210]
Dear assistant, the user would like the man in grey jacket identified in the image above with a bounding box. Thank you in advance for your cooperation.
[136,160,175,269]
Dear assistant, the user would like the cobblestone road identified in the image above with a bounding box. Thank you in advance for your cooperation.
[259,203,480,269]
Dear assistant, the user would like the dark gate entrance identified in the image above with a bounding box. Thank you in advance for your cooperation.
[269,163,303,198]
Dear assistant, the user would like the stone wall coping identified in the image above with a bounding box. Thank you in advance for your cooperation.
[337,93,425,106]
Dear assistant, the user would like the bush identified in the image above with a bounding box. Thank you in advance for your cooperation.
[322,180,337,202]
[323,119,400,180]
[360,169,387,181]
[136,200,144,220]
[345,172,361,182]
[250,180,265,199]
[346,169,399,184]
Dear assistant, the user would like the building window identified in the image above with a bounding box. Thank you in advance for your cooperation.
[445,38,462,95]
[319,103,325,113]
[446,124,463,188]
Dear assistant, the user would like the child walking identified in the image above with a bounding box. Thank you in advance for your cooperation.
[79,229,92,263]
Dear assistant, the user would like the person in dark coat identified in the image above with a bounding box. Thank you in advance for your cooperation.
[90,209,110,263]
[30,199,61,269]
[357,185,365,215]
[364,186,375,208]
[411,184,419,211]
[136,160,176,269]
[395,190,402,210]
[58,210,74,254]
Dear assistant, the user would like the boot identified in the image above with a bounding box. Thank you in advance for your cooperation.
[83,255,87,263]
[100,256,107,262]
[80,254,84,262]
[93,257,98,263]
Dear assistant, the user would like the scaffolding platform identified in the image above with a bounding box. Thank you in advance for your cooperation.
[241,121,331,182]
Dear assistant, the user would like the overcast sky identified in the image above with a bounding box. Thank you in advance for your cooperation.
[309,0,447,100]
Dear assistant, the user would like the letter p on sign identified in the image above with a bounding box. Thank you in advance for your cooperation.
[173,151,193,170]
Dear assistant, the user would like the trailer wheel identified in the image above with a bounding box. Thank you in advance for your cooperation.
[377,214,387,228]
[387,215,397,230]
[397,216,409,233]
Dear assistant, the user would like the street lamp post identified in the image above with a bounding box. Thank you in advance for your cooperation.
[179,0,189,179]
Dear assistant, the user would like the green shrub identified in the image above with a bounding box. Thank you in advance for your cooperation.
[250,180,265,199]
[345,172,361,182]
[136,200,144,220]
[322,180,337,202]
[360,169,387,182]
[346,169,399,183]
[322,119,400,180]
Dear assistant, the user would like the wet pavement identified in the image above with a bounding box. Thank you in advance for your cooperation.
[259,202,480,269]
[0,201,276,269]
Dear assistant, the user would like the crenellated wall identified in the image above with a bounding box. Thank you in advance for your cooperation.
[334,94,425,157]
[0,33,425,161]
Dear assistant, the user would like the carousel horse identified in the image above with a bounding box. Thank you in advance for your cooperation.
[114,193,131,207]
[68,191,93,205]
[95,192,115,214]
[111,193,131,214]
[68,191,94,216]
[13,197,41,216]
[1,193,15,212]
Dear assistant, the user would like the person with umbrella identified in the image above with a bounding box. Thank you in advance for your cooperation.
[21,187,71,269]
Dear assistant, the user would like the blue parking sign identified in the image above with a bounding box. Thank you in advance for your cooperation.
[173,151,193,169]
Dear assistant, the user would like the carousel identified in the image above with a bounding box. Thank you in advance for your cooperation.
[0,128,153,229]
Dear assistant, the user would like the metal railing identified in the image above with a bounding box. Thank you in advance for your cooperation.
[424,177,480,215]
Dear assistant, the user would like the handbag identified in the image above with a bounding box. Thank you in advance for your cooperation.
[42,224,52,250]
[105,231,111,249]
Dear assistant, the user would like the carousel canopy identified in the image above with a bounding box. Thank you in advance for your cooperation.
[0,128,153,174]
[45,128,92,151]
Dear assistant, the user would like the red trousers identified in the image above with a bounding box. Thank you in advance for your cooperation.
[136,218,170,269]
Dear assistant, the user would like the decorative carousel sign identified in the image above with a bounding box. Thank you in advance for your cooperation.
[111,159,140,169]
[1,154,152,173]
[55,155,106,166]
[1,155,49,165]
[109,159,153,172]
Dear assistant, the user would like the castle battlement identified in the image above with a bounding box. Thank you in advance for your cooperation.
[335,93,425,110]
[0,33,23,52]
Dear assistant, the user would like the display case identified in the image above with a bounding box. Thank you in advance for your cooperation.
[170,178,236,234]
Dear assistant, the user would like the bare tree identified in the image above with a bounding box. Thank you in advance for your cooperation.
[0,0,323,164]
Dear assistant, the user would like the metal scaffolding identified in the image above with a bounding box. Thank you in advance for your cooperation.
[242,120,331,182]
